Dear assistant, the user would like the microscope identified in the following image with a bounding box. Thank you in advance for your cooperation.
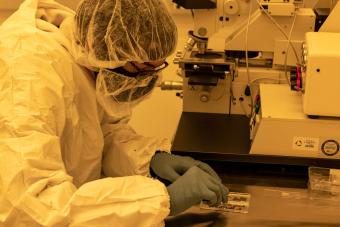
[173,0,316,114]
[171,0,340,166]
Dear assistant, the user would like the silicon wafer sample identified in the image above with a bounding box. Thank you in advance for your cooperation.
[200,192,251,214]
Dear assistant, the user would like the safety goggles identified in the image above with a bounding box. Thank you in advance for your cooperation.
[108,61,169,77]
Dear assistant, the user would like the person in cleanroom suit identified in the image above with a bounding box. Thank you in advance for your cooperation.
[0,0,228,226]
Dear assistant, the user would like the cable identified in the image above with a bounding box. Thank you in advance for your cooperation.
[245,1,253,86]
[255,0,301,64]
[249,77,286,85]
[239,97,251,117]
[245,0,254,118]
[283,12,298,86]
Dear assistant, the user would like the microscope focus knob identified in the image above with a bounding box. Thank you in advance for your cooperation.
[224,0,239,16]
[199,92,210,102]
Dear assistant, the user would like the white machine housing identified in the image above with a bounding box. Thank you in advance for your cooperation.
[302,32,340,117]
[250,3,340,159]
[250,84,340,159]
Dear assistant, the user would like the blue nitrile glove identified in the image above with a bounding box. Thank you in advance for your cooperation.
[166,165,229,216]
[150,152,221,183]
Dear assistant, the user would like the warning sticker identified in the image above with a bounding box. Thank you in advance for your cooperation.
[292,137,319,152]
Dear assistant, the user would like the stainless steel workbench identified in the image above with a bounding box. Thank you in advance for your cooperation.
[165,183,340,227]
[168,112,340,226]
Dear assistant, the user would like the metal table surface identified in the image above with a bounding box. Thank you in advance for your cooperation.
[169,112,340,226]
[165,183,340,227]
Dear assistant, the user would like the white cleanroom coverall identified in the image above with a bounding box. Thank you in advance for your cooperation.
[0,0,172,226]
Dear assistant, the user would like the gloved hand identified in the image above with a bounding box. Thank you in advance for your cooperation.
[166,165,229,216]
[150,152,221,183]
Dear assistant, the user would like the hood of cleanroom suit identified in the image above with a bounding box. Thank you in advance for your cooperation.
[0,0,177,226]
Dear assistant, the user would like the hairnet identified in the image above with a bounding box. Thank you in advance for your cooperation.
[74,0,178,69]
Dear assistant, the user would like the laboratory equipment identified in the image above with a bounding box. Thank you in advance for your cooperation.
[171,0,340,167]
[173,0,315,115]
[251,24,340,157]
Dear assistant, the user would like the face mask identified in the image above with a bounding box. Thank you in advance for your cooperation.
[96,68,159,103]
